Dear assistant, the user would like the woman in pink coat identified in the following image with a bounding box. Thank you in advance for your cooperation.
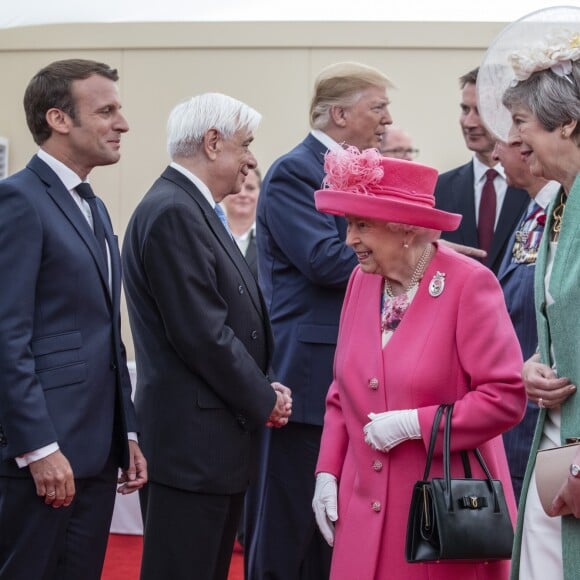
[312,147,526,579]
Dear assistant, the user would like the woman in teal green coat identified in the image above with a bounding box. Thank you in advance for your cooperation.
[480,9,580,579]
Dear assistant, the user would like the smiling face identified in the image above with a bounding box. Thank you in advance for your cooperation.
[510,104,562,181]
[63,74,129,178]
[491,135,535,189]
[459,83,495,158]
[215,128,257,201]
[345,215,402,277]
[341,85,392,151]
[222,167,260,221]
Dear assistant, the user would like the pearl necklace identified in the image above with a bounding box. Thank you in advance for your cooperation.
[381,244,433,333]
[384,244,433,298]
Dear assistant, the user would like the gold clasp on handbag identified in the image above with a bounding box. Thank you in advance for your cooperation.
[460,495,487,509]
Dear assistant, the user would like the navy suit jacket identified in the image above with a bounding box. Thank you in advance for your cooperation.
[0,155,136,478]
[257,134,358,426]
[435,161,529,274]
[122,166,276,494]
[497,202,544,498]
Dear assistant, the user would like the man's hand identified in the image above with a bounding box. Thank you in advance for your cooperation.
[117,440,148,495]
[438,239,487,259]
[28,449,75,508]
[523,353,575,410]
[266,382,292,427]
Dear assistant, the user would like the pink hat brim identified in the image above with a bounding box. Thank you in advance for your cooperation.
[315,189,462,232]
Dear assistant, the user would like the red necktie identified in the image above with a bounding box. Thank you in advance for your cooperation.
[478,169,498,261]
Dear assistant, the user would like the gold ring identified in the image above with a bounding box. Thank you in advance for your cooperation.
[538,397,545,409]
[46,491,56,497]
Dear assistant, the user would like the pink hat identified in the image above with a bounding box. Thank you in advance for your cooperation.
[315,147,461,232]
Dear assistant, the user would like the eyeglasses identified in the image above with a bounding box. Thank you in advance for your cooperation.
[382,148,420,160]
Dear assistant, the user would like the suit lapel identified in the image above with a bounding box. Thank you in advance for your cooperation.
[489,186,528,270]
[454,164,478,247]
[27,156,112,304]
[162,167,265,317]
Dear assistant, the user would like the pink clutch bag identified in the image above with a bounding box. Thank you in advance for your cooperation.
[535,442,580,515]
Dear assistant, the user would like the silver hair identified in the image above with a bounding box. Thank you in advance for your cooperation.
[502,62,580,137]
[167,92,262,158]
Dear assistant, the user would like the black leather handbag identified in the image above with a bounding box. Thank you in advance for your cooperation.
[405,404,514,563]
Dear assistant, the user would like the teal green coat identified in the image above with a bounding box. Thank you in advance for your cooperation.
[511,177,580,579]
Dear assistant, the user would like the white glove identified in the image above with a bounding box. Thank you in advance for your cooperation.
[312,472,338,547]
[363,409,421,452]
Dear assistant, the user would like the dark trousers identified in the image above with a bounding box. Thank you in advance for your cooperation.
[139,481,244,580]
[0,459,117,580]
[245,422,332,580]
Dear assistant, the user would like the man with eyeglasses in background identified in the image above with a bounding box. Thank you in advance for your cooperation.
[380,125,419,161]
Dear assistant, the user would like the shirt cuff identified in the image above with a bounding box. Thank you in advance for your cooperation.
[128,432,138,443]
[15,442,59,468]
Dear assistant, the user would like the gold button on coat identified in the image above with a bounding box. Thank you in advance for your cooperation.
[368,378,379,390]
[371,501,381,512]
[372,459,383,472]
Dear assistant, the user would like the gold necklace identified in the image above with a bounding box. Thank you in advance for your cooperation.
[384,244,433,298]
[551,193,567,242]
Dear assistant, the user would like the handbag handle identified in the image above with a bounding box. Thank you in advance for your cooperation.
[422,404,446,480]
[443,404,502,513]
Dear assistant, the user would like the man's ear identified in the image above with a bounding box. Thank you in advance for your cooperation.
[329,105,348,128]
[204,128,222,160]
[45,108,71,136]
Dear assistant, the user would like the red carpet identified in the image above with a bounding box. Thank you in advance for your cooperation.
[101,534,244,580]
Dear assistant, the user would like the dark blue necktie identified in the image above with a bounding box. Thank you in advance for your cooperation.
[75,182,108,264]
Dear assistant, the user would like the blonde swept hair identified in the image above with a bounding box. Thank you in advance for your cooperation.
[309,62,394,130]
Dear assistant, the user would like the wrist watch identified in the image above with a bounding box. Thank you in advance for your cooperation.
[570,463,580,478]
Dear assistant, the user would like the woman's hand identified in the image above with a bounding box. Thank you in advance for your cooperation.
[363,409,421,452]
[312,472,338,546]
[522,353,575,409]
[549,449,580,518]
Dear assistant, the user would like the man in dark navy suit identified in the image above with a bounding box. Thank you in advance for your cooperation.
[494,132,559,500]
[435,67,529,274]
[247,62,393,580]
[0,59,147,580]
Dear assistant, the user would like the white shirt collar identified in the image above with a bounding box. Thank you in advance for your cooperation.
[472,156,505,182]
[170,161,216,208]
[37,149,85,190]
[535,181,560,210]
[310,129,342,152]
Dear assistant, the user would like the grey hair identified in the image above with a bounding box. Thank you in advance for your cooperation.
[167,92,262,158]
[502,61,580,138]
[386,222,440,243]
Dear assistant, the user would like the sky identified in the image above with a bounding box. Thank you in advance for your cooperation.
[2,0,580,28]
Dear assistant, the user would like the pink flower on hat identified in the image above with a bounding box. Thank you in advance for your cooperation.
[323,146,384,194]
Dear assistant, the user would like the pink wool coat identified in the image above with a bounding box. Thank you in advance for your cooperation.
[316,244,526,580]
